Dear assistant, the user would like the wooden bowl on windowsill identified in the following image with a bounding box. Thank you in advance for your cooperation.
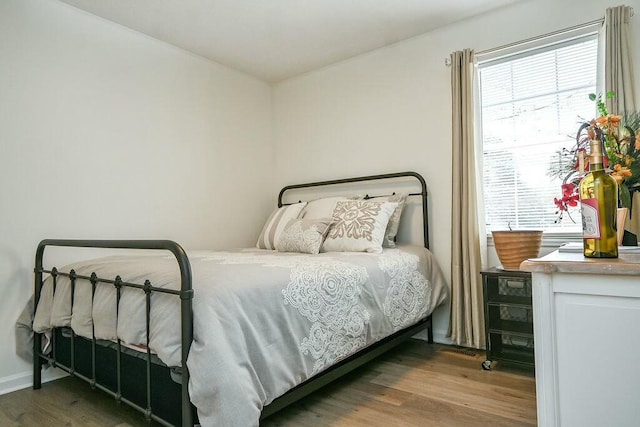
[492,230,543,270]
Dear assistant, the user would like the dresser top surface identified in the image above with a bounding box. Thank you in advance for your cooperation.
[521,249,640,275]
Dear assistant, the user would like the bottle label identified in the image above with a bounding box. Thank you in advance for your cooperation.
[581,198,600,238]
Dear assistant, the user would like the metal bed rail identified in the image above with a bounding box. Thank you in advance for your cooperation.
[33,239,194,427]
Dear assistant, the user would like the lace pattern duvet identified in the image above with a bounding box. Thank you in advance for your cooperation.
[33,246,448,427]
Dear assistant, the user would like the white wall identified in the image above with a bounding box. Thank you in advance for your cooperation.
[273,0,640,343]
[3,0,639,395]
[0,0,273,393]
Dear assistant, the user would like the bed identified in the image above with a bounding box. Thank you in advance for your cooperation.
[30,171,448,426]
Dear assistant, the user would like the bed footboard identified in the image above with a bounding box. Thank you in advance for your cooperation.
[33,239,194,427]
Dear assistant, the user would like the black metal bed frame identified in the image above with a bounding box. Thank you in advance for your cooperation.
[32,171,431,426]
[34,240,194,426]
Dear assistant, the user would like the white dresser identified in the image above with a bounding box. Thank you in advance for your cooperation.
[521,251,640,427]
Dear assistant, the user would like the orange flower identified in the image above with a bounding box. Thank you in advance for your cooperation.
[636,133,640,150]
[595,115,622,129]
[614,164,632,174]
[612,164,633,184]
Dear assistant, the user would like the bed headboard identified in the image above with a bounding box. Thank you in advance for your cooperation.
[277,171,429,249]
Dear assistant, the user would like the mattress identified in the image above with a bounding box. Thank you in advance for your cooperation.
[33,246,448,426]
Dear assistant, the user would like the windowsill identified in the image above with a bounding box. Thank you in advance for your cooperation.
[487,232,582,249]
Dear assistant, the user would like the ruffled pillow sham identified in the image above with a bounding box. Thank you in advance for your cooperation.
[275,217,332,254]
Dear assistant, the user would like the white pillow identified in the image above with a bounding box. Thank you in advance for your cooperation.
[256,202,307,250]
[275,217,332,254]
[322,200,398,253]
[371,193,408,248]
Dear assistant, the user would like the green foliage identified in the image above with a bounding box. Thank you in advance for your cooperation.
[620,183,632,211]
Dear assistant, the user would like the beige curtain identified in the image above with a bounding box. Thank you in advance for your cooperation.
[448,49,485,349]
[603,5,639,237]
[604,5,637,114]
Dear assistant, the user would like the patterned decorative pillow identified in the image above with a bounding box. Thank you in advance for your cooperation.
[275,218,332,254]
[322,200,398,253]
[371,193,408,248]
[256,202,307,250]
[300,195,363,219]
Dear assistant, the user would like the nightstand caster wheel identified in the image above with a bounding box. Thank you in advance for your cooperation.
[482,360,492,371]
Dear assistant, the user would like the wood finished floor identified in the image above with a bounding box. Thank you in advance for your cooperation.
[0,340,536,426]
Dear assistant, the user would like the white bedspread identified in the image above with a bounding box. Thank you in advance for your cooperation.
[33,246,448,426]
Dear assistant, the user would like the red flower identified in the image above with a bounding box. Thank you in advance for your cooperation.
[561,183,575,197]
[565,195,579,207]
[555,184,579,212]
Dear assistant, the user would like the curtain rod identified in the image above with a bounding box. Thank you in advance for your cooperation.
[475,18,605,58]
[444,17,606,66]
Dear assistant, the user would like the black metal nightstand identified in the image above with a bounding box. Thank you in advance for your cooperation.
[481,268,534,370]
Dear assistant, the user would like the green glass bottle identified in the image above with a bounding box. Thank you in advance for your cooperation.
[579,138,618,258]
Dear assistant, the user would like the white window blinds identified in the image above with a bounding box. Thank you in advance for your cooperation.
[479,34,598,233]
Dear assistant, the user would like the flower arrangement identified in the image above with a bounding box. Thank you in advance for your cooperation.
[551,92,640,221]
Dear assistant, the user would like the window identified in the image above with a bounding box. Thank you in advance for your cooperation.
[478,34,599,234]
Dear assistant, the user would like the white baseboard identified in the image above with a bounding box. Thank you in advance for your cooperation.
[0,367,68,396]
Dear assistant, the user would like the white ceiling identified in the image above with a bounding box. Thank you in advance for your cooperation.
[59,0,520,83]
